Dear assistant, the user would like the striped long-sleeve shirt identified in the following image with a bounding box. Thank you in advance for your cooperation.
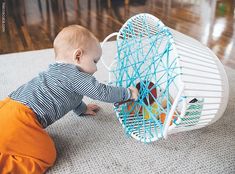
[9,63,131,128]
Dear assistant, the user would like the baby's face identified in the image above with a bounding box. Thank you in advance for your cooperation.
[78,42,102,75]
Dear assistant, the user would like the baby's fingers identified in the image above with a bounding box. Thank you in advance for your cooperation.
[87,110,96,116]
[89,104,100,111]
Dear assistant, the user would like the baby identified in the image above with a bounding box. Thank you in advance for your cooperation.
[0,25,138,173]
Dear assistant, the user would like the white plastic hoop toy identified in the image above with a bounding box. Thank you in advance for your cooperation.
[101,13,229,143]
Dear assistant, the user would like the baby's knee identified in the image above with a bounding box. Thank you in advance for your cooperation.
[49,141,57,166]
[39,136,57,167]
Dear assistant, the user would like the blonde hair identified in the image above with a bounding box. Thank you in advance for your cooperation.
[53,25,98,58]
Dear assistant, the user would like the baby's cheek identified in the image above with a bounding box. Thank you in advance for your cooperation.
[92,63,97,71]
[92,67,97,74]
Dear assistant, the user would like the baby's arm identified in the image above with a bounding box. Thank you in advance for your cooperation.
[73,101,87,116]
[72,71,132,103]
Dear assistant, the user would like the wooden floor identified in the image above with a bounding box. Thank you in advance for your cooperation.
[0,0,235,69]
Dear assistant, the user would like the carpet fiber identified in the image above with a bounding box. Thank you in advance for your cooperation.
[0,46,234,174]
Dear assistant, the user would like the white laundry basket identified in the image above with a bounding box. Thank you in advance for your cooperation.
[101,13,229,143]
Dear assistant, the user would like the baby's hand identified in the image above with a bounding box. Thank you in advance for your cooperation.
[129,86,139,101]
[84,104,100,116]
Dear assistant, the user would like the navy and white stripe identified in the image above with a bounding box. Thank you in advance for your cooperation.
[9,63,131,128]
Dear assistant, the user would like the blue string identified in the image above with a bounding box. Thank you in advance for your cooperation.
[112,15,181,142]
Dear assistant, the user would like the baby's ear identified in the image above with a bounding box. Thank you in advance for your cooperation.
[73,48,83,63]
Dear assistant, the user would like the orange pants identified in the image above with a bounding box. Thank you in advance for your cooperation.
[0,98,56,174]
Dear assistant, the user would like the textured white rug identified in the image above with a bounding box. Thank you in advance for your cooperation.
[0,44,234,174]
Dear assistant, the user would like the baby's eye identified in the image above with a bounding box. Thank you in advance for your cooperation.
[94,60,97,64]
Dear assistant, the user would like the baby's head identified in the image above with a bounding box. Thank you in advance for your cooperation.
[53,25,102,74]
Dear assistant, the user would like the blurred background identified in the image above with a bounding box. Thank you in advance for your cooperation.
[0,0,234,68]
